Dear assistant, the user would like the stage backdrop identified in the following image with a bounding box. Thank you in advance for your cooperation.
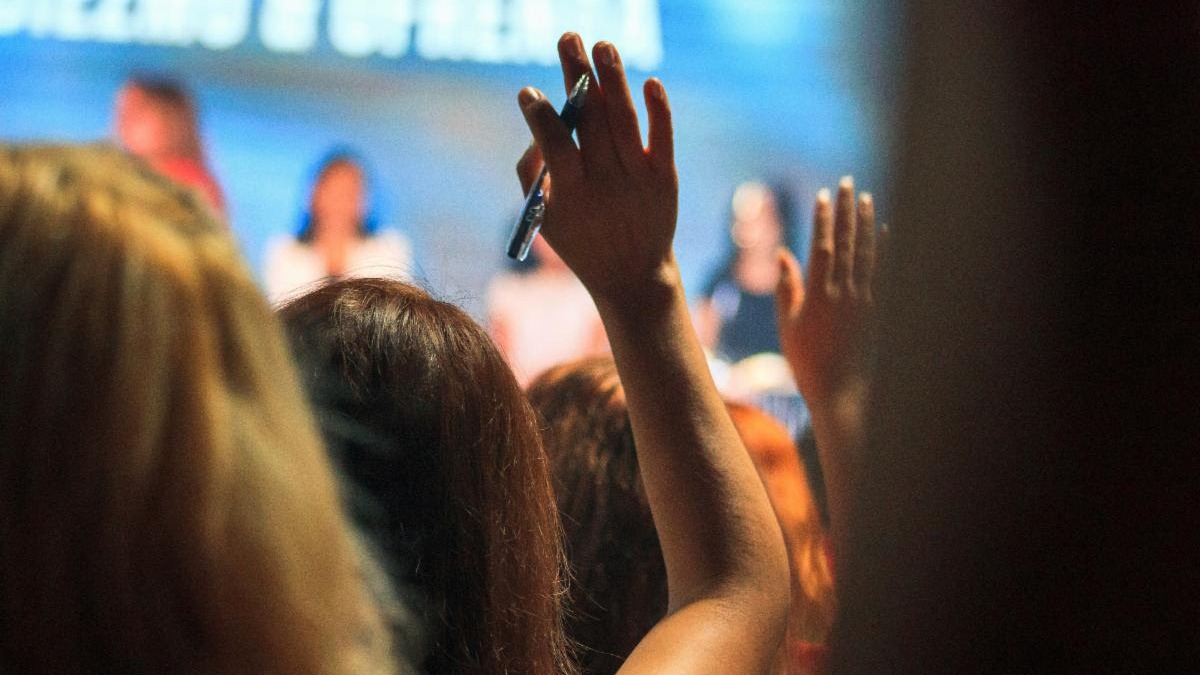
[0,0,896,319]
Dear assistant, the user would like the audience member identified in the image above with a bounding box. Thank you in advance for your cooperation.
[514,32,790,673]
[113,76,226,216]
[823,5,1198,673]
[264,150,412,303]
[278,277,573,675]
[0,144,396,675]
[530,357,834,675]
[527,357,667,675]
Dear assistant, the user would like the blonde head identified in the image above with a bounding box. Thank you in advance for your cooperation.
[0,144,390,674]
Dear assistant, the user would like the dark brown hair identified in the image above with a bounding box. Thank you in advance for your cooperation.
[278,277,575,675]
[527,357,668,675]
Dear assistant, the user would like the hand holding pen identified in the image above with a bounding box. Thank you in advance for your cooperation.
[514,33,678,303]
[508,73,589,260]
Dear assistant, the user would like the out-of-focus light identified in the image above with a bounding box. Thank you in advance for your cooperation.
[709,0,805,48]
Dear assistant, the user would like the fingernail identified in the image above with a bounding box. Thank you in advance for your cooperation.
[648,78,666,100]
[839,175,854,189]
[518,87,541,107]
[595,42,615,66]
[648,77,667,99]
[560,32,583,51]
[859,192,873,205]
[817,187,831,203]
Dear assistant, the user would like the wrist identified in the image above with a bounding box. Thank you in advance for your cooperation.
[589,255,684,322]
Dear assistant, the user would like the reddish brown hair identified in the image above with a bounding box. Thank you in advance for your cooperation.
[727,403,836,660]
[278,277,575,675]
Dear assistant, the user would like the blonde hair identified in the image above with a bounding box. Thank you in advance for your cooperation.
[726,403,836,647]
[0,145,390,674]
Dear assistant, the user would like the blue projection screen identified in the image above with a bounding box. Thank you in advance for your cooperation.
[0,0,894,318]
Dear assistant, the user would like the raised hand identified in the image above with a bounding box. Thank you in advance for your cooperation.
[514,34,790,675]
[776,176,877,556]
[776,177,877,413]
[515,33,678,303]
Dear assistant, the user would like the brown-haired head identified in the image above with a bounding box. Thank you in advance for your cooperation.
[726,402,836,649]
[278,277,575,675]
[527,356,668,675]
[0,144,388,674]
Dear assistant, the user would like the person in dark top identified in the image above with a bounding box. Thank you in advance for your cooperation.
[696,180,800,362]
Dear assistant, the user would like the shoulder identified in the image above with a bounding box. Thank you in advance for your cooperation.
[486,272,527,311]
[264,235,308,263]
[365,228,411,254]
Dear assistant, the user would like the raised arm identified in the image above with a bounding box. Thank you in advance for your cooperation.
[515,33,790,674]
[775,178,878,563]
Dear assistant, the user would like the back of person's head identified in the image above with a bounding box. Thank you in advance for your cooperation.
[117,76,204,161]
[528,357,667,675]
[726,403,835,647]
[277,277,574,675]
[0,144,389,674]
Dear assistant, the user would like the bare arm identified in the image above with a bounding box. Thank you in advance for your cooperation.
[516,34,789,675]
[776,178,877,563]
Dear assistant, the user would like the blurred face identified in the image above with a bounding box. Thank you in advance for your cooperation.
[114,85,169,157]
[311,161,366,237]
[730,184,783,252]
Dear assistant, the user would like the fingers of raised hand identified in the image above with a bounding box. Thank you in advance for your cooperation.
[557,33,618,171]
[518,87,582,188]
[643,78,674,175]
[592,41,647,172]
[806,188,835,296]
[515,142,544,195]
[853,193,877,301]
[775,247,805,319]
[809,179,878,301]
[832,176,857,291]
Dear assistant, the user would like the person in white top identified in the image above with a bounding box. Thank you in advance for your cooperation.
[264,151,412,303]
[486,236,608,387]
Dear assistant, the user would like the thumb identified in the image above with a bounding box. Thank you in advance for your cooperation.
[776,247,805,320]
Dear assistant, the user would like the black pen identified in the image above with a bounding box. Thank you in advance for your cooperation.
[506,73,590,261]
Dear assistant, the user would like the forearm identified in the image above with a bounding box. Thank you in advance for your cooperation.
[592,260,789,613]
[806,382,869,565]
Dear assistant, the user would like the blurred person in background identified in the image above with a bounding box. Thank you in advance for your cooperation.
[487,234,607,387]
[696,180,800,364]
[113,75,226,216]
[0,144,398,675]
[264,150,412,303]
